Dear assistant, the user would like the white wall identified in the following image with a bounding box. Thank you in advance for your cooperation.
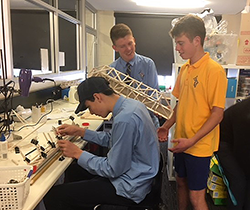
[97,11,115,66]
[222,13,241,34]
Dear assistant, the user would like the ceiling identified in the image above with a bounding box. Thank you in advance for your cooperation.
[86,0,247,15]
[9,0,248,15]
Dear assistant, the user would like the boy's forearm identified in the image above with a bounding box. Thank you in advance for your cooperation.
[162,105,177,129]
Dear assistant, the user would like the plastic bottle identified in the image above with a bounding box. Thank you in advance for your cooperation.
[0,133,8,159]
[69,86,78,104]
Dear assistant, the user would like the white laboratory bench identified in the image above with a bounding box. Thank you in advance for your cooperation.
[0,99,105,210]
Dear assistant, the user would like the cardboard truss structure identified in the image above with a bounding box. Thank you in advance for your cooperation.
[89,65,173,120]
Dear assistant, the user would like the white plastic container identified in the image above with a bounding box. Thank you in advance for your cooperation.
[31,106,41,123]
[69,86,78,104]
[0,165,32,210]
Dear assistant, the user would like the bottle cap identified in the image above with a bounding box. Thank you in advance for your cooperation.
[82,122,90,127]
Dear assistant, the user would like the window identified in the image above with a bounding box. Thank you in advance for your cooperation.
[11,9,51,73]
[85,2,97,74]
[4,0,83,77]
[86,33,96,72]
[58,17,78,71]
[58,0,78,18]
[85,5,96,28]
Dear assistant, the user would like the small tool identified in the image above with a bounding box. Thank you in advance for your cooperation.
[43,132,56,148]
[52,126,63,140]
[30,138,47,159]
[52,126,65,161]
[69,116,75,125]
[15,146,31,163]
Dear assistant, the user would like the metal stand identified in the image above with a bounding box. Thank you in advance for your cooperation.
[0,49,17,134]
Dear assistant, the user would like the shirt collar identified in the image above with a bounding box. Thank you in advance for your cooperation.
[120,53,137,67]
[185,52,210,69]
[113,95,126,117]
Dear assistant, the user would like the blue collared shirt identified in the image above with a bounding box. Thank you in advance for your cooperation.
[110,53,160,127]
[110,53,159,90]
[78,96,160,203]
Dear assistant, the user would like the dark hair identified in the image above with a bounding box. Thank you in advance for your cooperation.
[110,23,133,45]
[85,88,115,102]
[169,14,206,46]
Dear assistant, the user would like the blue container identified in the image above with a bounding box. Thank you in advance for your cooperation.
[226,78,237,98]
[61,88,70,99]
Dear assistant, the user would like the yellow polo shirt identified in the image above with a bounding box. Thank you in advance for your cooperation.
[172,53,227,157]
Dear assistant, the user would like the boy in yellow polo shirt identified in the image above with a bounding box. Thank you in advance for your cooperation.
[158,14,227,210]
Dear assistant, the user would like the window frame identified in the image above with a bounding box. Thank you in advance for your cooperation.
[1,0,85,79]
[85,1,97,75]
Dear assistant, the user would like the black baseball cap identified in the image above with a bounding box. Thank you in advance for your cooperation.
[75,77,111,114]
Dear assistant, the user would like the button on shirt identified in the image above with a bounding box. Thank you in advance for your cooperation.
[77,96,160,203]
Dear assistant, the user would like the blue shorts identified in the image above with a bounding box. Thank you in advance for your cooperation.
[174,153,211,190]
